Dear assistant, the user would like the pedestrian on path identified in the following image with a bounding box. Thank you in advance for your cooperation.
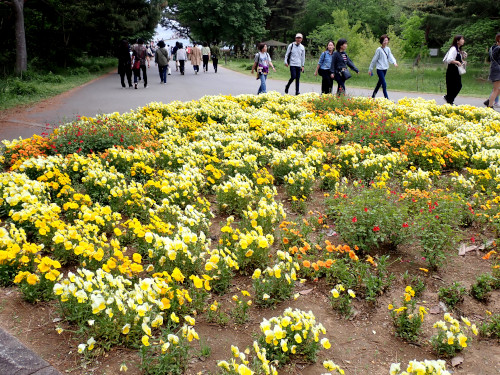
[117,39,132,88]
[190,42,202,74]
[176,44,187,75]
[284,33,305,95]
[132,38,148,89]
[484,33,500,109]
[330,38,359,95]
[368,34,398,99]
[202,42,211,72]
[251,43,276,94]
[211,42,220,73]
[443,35,467,105]
[155,40,170,84]
[314,40,335,94]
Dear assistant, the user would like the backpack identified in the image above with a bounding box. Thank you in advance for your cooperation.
[286,43,295,65]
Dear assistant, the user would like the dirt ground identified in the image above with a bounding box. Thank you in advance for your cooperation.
[1,191,499,375]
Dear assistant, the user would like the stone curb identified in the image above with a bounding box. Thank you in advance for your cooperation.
[0,327,62,375]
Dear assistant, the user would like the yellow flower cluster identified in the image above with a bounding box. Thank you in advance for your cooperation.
[390,359,450,375]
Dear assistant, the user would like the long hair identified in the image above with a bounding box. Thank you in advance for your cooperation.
[336,38,347,52]
[451,35,464,50]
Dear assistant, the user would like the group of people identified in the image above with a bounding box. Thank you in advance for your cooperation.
[117,38,222,88]
[252,32,500,109]
[170,41,220,76]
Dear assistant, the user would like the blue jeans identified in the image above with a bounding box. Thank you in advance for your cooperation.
[373,69,388,98]
[286,66,301,94]
[134,65,147,85]
[158,65,167,83]
[257,73,267,94]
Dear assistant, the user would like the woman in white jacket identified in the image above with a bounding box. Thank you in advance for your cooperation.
[443,35,466,105]
[368,34,398,99]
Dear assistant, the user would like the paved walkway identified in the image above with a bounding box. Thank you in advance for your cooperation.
[0,63,495,142]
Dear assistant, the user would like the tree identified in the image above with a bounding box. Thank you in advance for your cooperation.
[265,0,305,43]
[1,0,27,74]
[400,13,429,65]
[161,0,269,47]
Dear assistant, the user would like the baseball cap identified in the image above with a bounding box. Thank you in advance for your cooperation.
[295,33,303,38]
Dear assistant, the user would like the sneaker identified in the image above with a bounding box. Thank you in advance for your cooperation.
[284,86,289,94]
[484,99,490,107]
[144,84,147,88]
[494,103,500,108]
[134,83,137,89]
[295,92,300,96]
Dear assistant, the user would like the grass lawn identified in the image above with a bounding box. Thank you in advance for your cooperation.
[223,56,493,97]
[0,57,117,111]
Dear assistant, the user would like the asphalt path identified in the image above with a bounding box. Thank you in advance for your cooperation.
[0,63,495,142]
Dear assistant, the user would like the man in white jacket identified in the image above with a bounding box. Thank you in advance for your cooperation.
[284,33,306,95]
[368,34,398,99]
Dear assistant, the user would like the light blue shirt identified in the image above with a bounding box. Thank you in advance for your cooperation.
[368,47,397,72]
[284,42,305,67]
[317,51,333,70]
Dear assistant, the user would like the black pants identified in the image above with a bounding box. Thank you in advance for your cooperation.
[133,65,147,86]
[212,57,218,72]
[202,55,209,71]
[445,65,462,104]
[334,75,346,94]
[179,60,185,74]
[319,68,332,94]
[119,65,132,87]
[286,66,301,94]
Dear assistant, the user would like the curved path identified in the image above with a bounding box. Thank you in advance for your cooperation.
[0,63,495,142]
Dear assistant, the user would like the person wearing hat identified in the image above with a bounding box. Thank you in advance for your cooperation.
[284,33,306,95]
[155,40,170,84]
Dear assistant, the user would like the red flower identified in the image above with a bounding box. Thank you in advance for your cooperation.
[352,217,357,223]
[364,207,368,212]
[402,222,409,228]
[373,226,380,232]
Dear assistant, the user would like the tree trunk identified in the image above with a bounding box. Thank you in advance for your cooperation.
[13,0,27,74]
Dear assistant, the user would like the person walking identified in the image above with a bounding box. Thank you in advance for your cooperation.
[202,42,211,72]
[190,42,202,74]
[443,35,466,105]
[484,33,500,109]
[210,42,221,73]
[172,42,180,72]
[251,43,276,94]
[314,41,335,94]
[368,34,398,99]
[330,38,359,95]
[176,43,187,75]
[154,40,170,84]
[117,39,132,88]
[284,33,306,95]
[132,38,148,89]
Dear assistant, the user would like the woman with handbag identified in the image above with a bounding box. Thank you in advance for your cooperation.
[314,41,335,94]
[329,38,359,95]
[443,35,466,105]
[368,34,398,99]
[484,33,500,109]
[132,38,148,89]
[251,43,276,94]
[155,40,170,84]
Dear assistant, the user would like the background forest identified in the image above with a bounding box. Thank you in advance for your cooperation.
[0,0,498,74]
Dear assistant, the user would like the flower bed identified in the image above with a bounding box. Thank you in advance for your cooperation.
[1,93,499,374]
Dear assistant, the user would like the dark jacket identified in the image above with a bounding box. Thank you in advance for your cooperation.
[117,44,131,72]
[330,51,359,75]
[488,44,500,82]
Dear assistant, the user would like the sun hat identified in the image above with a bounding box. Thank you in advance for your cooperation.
[295,33,303,38]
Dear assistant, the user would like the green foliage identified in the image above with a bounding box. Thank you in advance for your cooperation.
[470,273,495,301]
[447,19,499,64]
[389,286,426,342]
[326,186,410,252]
[139,332,191,375]
[400,13,429,60]
[438,282,467,309]
[162,0,268,45]
[308,9,378,65]
[480,313,500,341]
[48,117,153,156]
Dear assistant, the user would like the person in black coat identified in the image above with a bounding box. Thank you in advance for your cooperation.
[117,39,132,88]
[329,38,359,95]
